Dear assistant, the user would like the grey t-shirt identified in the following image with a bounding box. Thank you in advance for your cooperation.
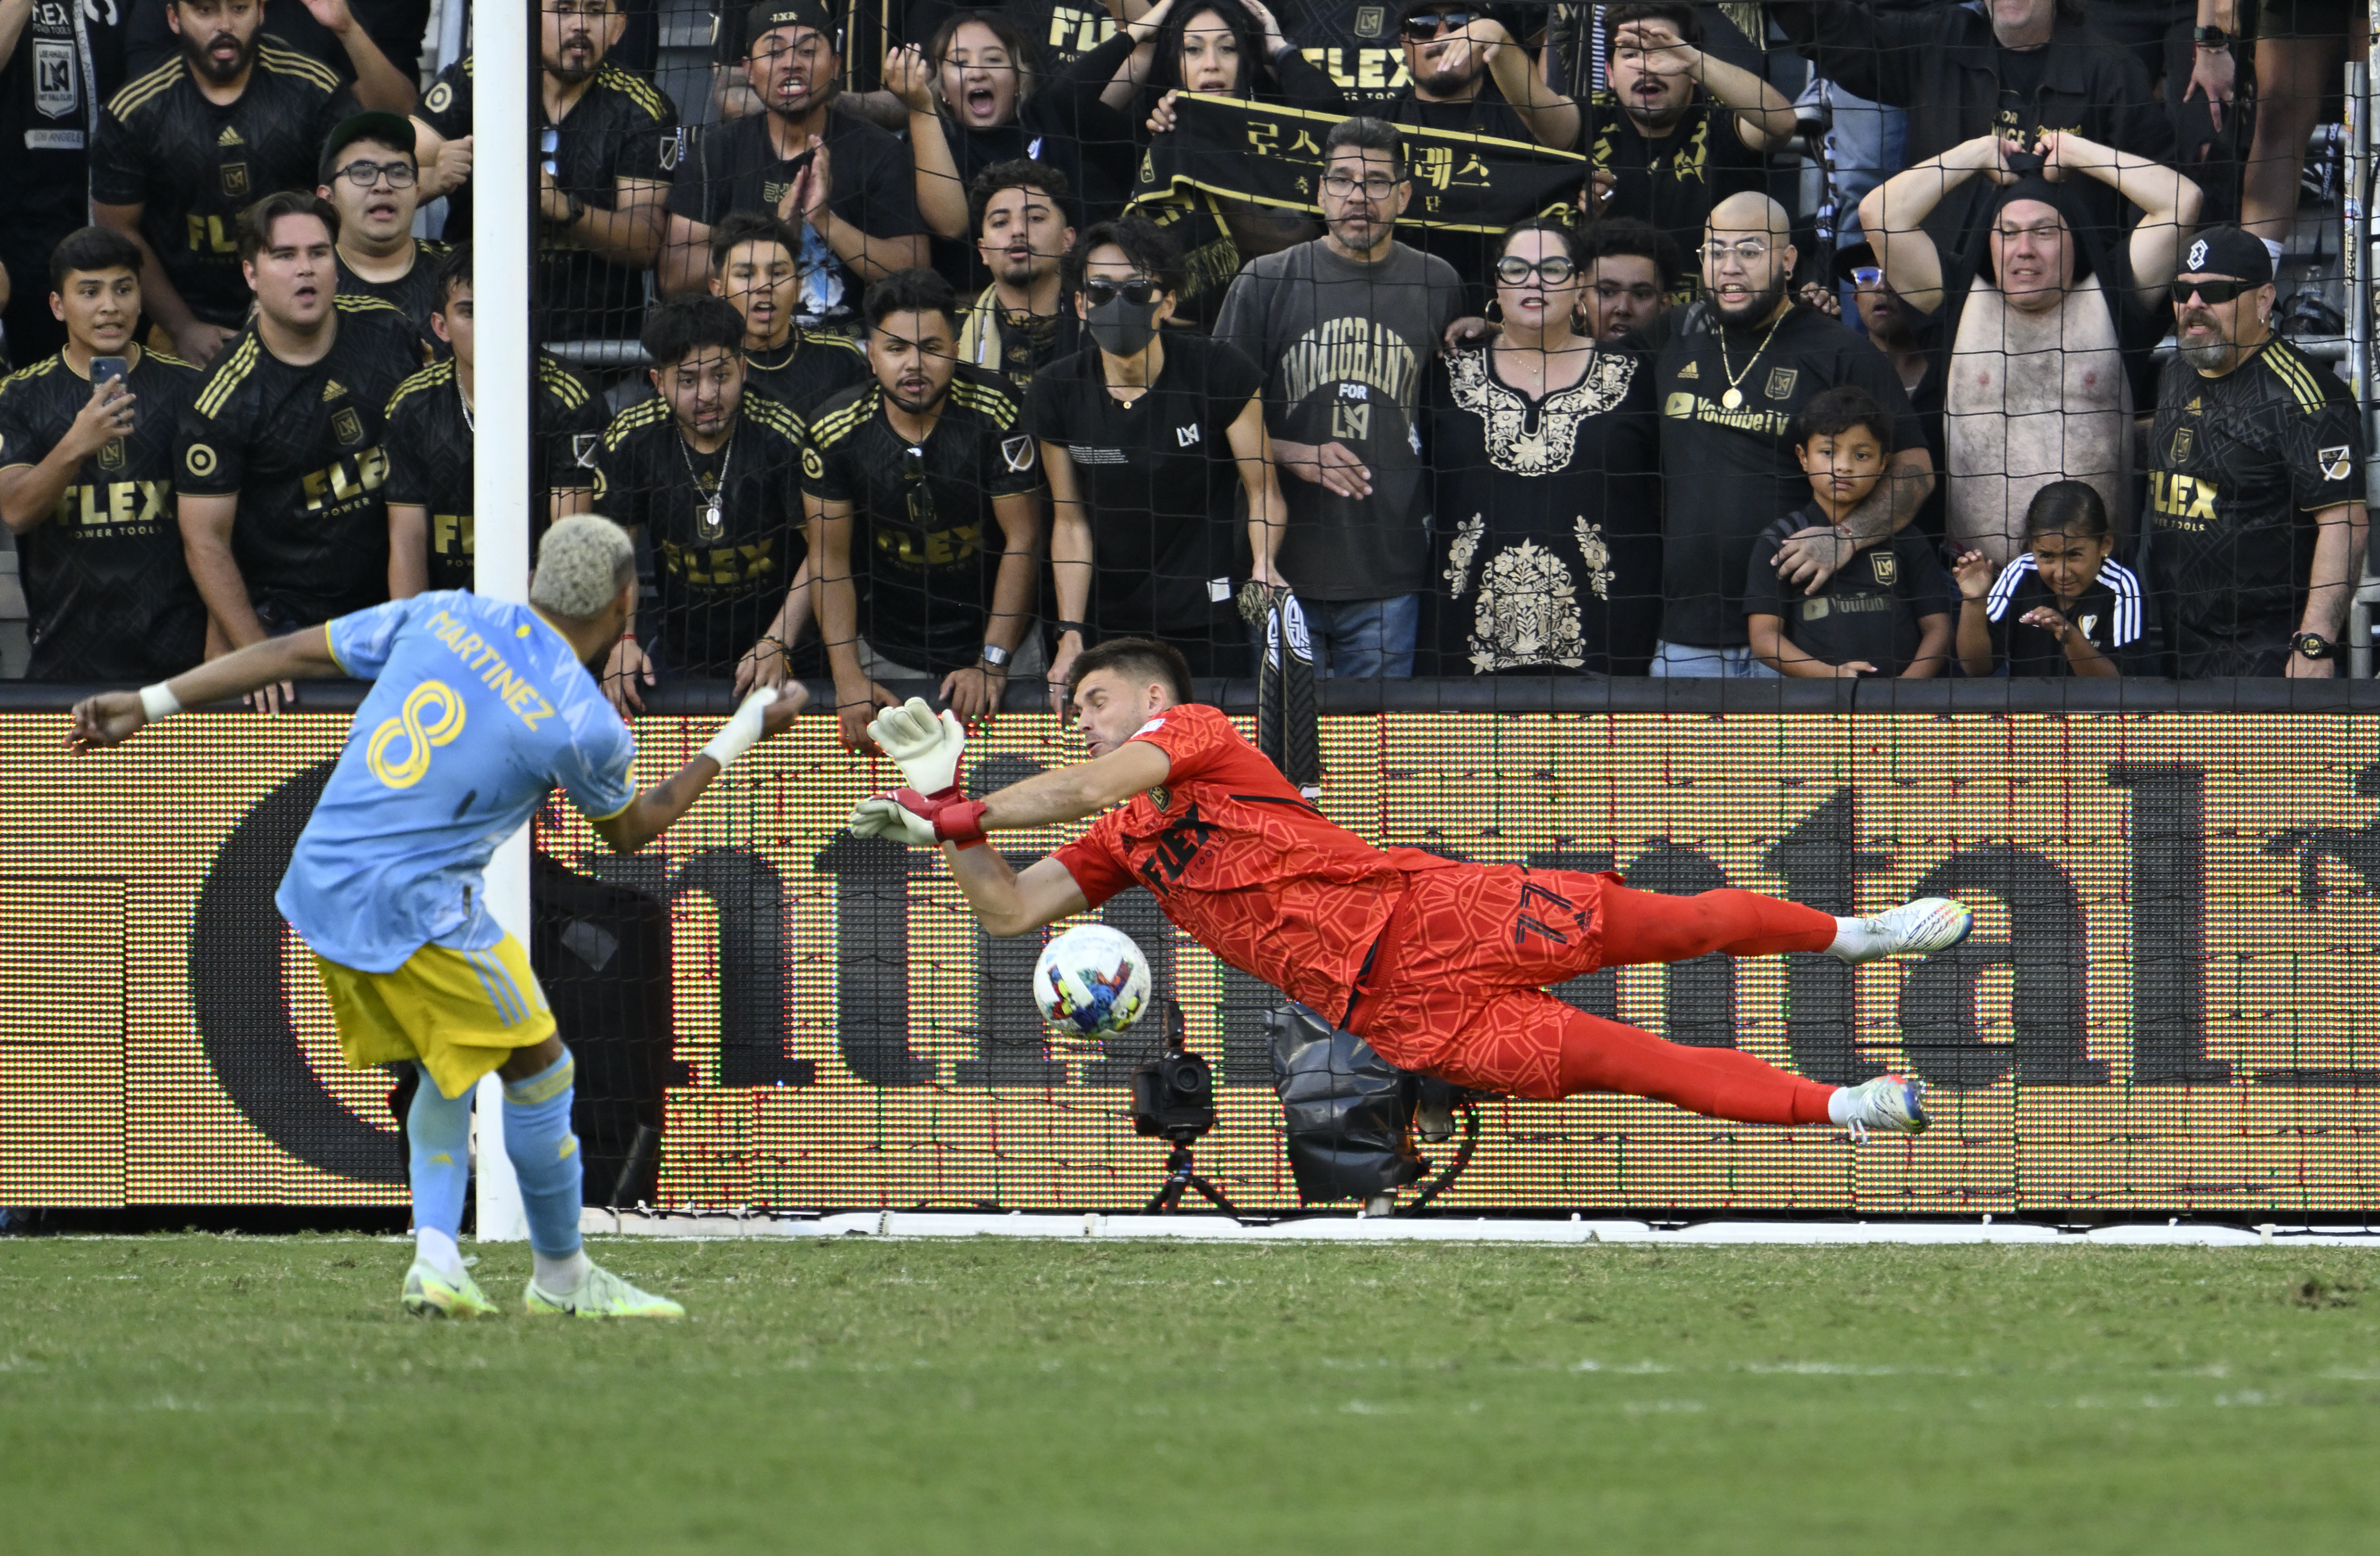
[1215,239,1464,602]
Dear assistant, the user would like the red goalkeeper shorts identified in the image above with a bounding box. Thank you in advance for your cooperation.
[1341,864,1838,1119]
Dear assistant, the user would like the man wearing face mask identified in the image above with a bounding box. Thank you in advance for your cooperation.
[1214,116,1462,679]
[1030,217,1285,697]
[2145,225,2368,678]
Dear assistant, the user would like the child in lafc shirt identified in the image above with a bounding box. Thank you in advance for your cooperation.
[1951,480,2148,678]
[1744,386,1953,678]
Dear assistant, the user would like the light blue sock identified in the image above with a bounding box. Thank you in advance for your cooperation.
[501,1052,584,1261]
[407,1064,472,1272]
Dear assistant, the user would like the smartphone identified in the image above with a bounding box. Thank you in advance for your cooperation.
[91,355,128,385]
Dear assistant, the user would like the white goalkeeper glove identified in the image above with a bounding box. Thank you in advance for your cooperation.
[866,696,966,795]
[849,793,940,847]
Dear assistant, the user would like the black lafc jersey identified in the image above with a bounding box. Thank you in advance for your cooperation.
[742,329,872,416]
[1587,91,1771,258]
[91,43,355,328]
[803,367,1041,674]
[593,392,809,675]
[2146,340,2366,676]
[0,350,207,679]
[337,240,452,354]
[538,62,681,342]
[176,295,424,627]
[384,354,606,592]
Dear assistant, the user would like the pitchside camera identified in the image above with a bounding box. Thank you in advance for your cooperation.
[1130,1000,1216,1144]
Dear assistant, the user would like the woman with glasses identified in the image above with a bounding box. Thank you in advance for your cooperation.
[1029,218,1286,700]
[1052,0,1346,324]
[1426,218,1663,675]
[884,11,1101,293]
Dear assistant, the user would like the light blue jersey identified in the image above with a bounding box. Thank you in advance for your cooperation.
[276,591,637,972]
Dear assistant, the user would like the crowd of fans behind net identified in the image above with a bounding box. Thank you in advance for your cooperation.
[0,0,2371,720]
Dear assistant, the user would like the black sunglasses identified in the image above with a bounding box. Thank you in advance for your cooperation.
[1082,277,1159,306]
[1400,9,1476,37]
[2174,278,2255,306]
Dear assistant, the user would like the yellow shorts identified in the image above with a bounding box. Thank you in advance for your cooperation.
[315,934,557,1101]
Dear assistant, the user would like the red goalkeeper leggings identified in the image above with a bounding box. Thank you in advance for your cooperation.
[1344,866,1840,1121]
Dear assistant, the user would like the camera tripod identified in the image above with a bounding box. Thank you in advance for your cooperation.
[1145,1128,1239,1216]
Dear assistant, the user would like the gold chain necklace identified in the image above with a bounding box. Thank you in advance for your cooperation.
[1716,306,1787,410]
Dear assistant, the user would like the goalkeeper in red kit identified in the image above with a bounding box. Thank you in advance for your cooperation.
[849,639,1970,1136]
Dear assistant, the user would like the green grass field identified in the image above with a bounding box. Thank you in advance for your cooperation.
[2,1234,2375,1553]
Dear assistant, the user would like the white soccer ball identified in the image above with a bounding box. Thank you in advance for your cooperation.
[1033,924,1152,1038]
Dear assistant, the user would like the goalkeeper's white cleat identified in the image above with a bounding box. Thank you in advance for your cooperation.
[402,1258,500,1319]
[1835,1073,1930,1141]
[524,1260,685,1320]
[1830,897,1974,964]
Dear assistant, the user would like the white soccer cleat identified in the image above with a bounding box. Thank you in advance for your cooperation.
[1835,1073,1929,1141]
[1831,897,1974,963]
[524,1260,685,1319]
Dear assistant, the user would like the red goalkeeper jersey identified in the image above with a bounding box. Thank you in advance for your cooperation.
[1050,703,1457,1018]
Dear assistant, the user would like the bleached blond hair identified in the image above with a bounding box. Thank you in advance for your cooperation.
[529,514,637,620]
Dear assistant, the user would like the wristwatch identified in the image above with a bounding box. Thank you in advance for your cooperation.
[979,642,1012,669]
[2293,631,2336,661]
[2194,24,2230,47]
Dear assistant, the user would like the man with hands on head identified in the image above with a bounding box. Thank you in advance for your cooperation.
[1588,1,1795,254]
[1859,128,2199,565]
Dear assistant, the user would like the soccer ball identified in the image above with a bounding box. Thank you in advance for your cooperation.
[1033,924,1151,1037]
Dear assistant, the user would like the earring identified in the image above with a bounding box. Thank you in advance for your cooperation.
[1484,298,1504,324]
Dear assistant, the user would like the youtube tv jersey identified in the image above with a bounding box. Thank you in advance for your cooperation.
[1052,703,1458,1017]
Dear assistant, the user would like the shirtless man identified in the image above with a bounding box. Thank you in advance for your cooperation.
[1860,131,2201,564]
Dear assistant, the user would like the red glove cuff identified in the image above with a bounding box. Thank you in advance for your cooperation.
[889,787,990,849]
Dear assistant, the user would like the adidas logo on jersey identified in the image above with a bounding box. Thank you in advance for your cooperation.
[1676,361,1698,379]
[218,125,243,146]
[322,379,347,402]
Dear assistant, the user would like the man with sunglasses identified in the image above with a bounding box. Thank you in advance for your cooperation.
[1214,116,1463,679]
[318,112,448,347]
[1628,190,1932,678]
[1860,129,2199,566]
[1836,240,1946,545]
[1383,0,1577,301]
[2143,223,2367,678]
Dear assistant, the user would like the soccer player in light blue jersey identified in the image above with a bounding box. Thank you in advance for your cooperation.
[70,516,806,1318]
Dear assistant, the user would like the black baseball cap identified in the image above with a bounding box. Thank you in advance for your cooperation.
[745,0,838,52]
[319,112,415,181]
[2178,222,2273,285]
